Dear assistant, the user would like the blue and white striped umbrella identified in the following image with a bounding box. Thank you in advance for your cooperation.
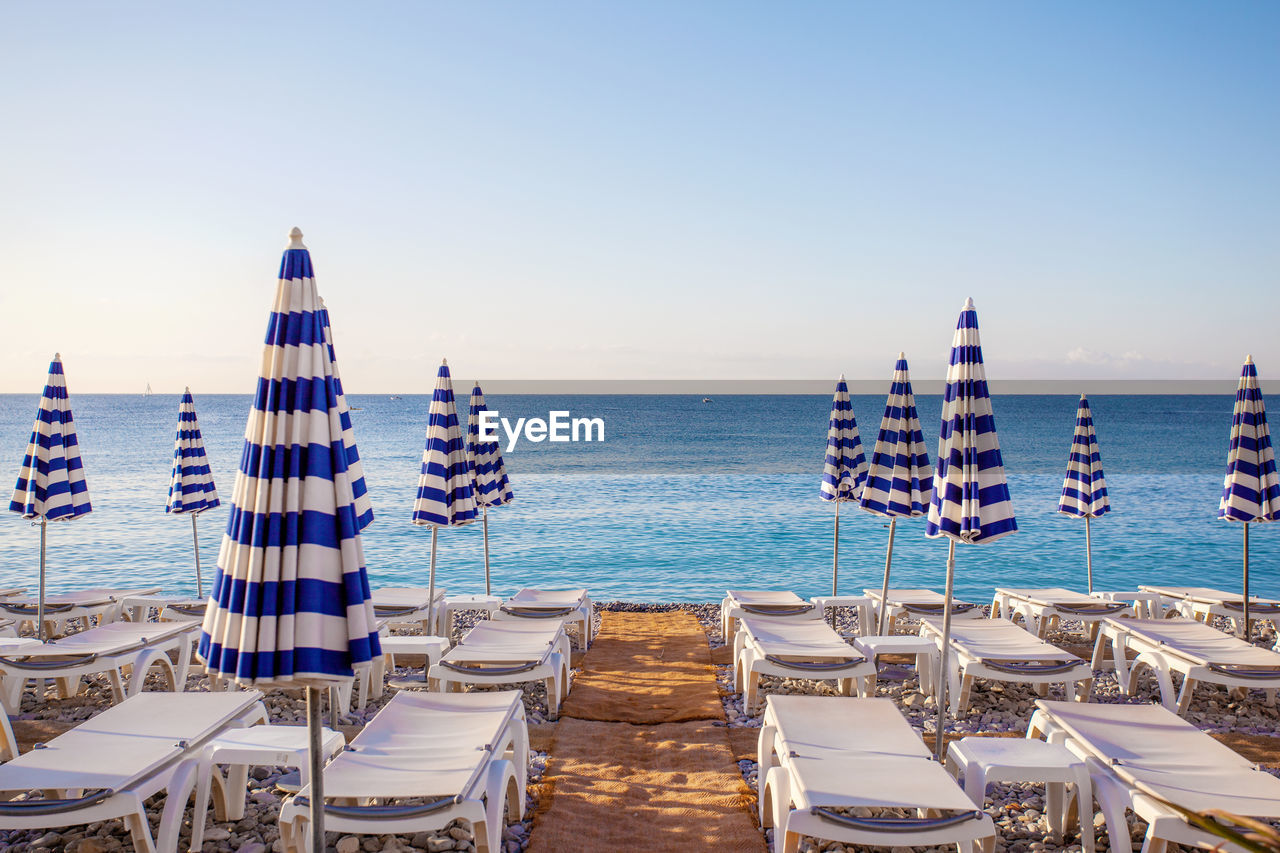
[818,375,866,601]
[166,387,220,597]
[468,383,514,595]
[199,229,379,850]
[10,354,92,639]
[199,229,379,686]
[413,360,478,623]
[318,298,373,531]
[1218,355,1280,636]
[860,353,933,633]
[925,297,1016,758]
[1058,394,1110,592]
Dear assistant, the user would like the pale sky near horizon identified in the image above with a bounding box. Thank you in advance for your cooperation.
[2,2,1277,393]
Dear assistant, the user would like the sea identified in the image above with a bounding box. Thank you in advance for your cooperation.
[0,393,1276,604]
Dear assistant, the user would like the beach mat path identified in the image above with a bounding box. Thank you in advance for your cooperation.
[526,610,765,852]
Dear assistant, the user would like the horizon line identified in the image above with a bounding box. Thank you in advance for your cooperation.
[0,379,1255,395]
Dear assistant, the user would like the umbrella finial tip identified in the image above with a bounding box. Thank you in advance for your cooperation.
[898,350,906,359]
[53,352,61,360]
[964,297,975,309]
[442,357,448,365]
[287,228,306,249]
[1246,354,1254,364]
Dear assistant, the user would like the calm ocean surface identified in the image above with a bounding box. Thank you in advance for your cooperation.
[0,393,1276,603]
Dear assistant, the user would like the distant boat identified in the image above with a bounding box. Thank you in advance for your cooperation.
[144,382,153,398]
[702,397,712,403]
[349,406,363,411]
[389,395,403,401]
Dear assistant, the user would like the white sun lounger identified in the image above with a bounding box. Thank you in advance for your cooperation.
[865,588,984,636]
[371,586,448,635]
[0,586,162,636]
[493,588,594,649]
[1138,585,1280,635]
[278,689,528,853]
[919,618,1093,713]
[0,690,265,853]
[1092,616,1280,715]
[759,696,995,853]
[1029,699,1280,853]
[721,590,822,643]
[0,620,198,713]
[992,588,1130,638]
[734,617,876,713]
[429,621,570,719]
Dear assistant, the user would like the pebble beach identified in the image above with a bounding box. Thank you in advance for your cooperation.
[3,601,1279,853]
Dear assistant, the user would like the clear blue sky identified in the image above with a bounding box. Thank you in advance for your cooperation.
[2,1,1277,392]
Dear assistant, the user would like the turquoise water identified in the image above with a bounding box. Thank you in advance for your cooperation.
[0,393,1276,603]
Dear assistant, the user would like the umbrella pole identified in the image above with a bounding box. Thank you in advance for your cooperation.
[38,519,47,642]
[876,517,897,635]
[307,685,326,853]
[1085,515,1093,594]
[934,539,956,763]
[483,505,491,596]
[192,513,204,599]
[831,502,840,627]
[1239,525,1249,637]
[427,527,439,637]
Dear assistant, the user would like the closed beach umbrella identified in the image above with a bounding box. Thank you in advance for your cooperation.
[1218,355,1280,639]
[468,382,514,595]
[1057,394,1110,593]
[199,228,380,852]
[166,387,220,597]
[413,360,478,627]
[9,354,93,640]
[925,298,1017,759]
[860,354,933,634]
[819,375,867,613]
[318,298,373,532]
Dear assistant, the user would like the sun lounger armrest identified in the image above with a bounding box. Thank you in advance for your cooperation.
[1205,663,1280,680]
[763,655,866,671]
[293,795,461,819]
[980,659,1081,675]
[0,788,115,815]
[1221,602,1280,614]
[499,606,578,618]
[438,661,541,676]
[903,603,978,615]
[1052,603,1128,616]
[740,604,816,616]
[810,807,986,833]
[165,604,207,617]
[0,603,75,616]
[373,605,421,617]
[0,652,100,669]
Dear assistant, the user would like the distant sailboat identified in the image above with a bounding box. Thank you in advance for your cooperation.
[144,382,153,398]
[390,395,403,401]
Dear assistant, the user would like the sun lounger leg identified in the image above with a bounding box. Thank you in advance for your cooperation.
[1090,632,1109,670]
[952,673,973,715]
[745,669,762,714]
[1175,678,1196,716]
[55,675,79,699]
[128,649,177,697]
[1074,678,1093,702]
[123,796,158,853]
[546,674,560,720]
[157,758,199,853]
[1139,833,1168,853]
[1047,781,1065,841]
[1091,768,1134,853]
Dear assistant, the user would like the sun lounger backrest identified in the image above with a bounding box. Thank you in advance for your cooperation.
[1112,618,1280,667]
[923,618,1080,660]
[0,692,259,794]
